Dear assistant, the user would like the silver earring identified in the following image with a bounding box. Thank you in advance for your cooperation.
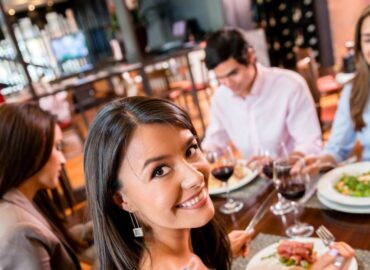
[129,212,143,238]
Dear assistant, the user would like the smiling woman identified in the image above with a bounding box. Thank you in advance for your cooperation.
[84,96,238,270]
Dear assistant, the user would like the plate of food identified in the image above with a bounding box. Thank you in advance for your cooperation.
[246,238,358,270]
[317,192,370,214]
[208,161,258,195]
[317,162,370,206]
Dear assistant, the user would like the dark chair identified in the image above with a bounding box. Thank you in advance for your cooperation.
[295,49,342,132]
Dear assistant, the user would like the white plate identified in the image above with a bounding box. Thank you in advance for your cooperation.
[317,162,370,206]
[246,237,358,270]
[317,193,370,214]
[208,167,258,195]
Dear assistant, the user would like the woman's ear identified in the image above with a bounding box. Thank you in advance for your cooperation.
[112,192,132,212]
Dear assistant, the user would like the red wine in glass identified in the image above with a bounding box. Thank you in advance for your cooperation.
[212,166,234,182]
[262,162,273,179]
[278,182,306,201]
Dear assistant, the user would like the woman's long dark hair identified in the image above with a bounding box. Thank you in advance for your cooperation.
[84,96,231,270]
[0,103,85,257]
[351,5,370,131]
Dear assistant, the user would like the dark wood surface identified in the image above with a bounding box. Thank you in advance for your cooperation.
[212,178,370,251]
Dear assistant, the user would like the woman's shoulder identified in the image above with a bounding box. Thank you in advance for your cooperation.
[0,201,57,247]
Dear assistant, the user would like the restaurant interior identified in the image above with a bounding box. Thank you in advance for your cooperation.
[0,0,370,269]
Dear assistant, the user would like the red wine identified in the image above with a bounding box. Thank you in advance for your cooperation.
[278,183,305,201]
[262,163,273,179]
[212,166,234,182]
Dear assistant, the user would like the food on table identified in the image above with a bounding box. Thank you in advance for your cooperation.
[233,162,247,179]
[335,172,370,197]
[276,240,316,269]
[208,162,247,189]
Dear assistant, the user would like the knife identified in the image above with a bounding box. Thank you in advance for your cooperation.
[245,188,277,233]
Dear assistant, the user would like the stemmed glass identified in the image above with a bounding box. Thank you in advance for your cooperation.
[206,146,244,214]
[273,156,314,237]
[253,147,294,215]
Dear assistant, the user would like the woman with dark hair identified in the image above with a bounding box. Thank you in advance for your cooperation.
[0,103,92,269]
[303,5,370,172]
[84,96,353,270]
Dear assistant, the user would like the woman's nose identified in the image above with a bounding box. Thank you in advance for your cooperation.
[59,152,66,165]
[180,162,204,190]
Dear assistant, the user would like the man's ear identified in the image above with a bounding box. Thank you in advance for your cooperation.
[112,192,132,212]
[247,47,255,64]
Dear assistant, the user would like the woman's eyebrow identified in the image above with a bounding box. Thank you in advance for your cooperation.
[142,155,171,171]
[142,134,197,171]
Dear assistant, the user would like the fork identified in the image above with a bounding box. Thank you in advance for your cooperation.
[316,225,335,247]
[316,225,345,267]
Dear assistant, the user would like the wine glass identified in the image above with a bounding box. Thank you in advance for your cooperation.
[206,146,244,214]
[273,156,314,237]
[254,147,294,216]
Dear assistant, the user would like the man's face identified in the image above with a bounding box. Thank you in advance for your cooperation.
[213,57,256,97]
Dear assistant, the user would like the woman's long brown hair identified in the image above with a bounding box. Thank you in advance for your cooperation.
[84,96,232,270]
[351,5,370,131]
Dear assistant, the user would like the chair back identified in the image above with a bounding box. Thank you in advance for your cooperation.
[296,56,320,103]
[147,68,171,98]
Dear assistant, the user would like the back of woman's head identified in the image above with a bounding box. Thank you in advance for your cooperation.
[84,96,197,269]
[351,5,370,130]
[0,103,55,197]
[205,28,251,70]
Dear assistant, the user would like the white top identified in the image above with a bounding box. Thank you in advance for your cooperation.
[202,64,322,158]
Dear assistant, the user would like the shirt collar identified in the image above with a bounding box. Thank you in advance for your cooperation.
[249,63,265,97]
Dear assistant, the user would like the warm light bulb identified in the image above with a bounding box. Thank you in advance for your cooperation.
[8,9,15,16]
[28,4,35,11]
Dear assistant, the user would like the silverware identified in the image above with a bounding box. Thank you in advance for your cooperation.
[245,189,277,232]
[316,225,344,268]
[316,225,335,247]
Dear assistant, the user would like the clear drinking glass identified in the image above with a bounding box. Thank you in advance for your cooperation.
[273,157,314,237]
[206,146,244,214]
[256,147,294,215]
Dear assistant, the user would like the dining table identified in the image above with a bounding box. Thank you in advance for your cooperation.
[210,172,370,270]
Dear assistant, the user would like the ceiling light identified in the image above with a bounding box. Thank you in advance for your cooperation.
[28,4,35,11]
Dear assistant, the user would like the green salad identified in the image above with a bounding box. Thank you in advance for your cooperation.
[335,172,370,197]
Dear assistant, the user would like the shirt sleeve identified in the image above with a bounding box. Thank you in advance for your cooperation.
[0,229,51,270]
[323,84,356,162]
[285,77,323,155]
[201,94,229,151]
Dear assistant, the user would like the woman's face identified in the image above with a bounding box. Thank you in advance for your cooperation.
[34,125,66,189]
[117,123,214,231]
[361,15,370,65]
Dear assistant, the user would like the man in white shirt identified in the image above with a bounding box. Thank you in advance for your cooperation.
[202,28,322,158]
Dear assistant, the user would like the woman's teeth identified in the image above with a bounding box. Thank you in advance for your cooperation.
[178,190,205,208]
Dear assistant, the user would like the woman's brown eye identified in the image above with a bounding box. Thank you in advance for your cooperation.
[186,144,199,157]
[151,165,171,178]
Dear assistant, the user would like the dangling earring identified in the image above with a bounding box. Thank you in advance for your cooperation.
[129,212,143,237]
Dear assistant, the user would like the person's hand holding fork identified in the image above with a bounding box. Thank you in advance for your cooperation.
[311,242,355,270]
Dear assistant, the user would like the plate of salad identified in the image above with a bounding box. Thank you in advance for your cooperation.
[246,238,357,270]
[317,162,370,206]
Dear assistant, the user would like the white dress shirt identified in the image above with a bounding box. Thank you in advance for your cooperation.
[202,64,322,158]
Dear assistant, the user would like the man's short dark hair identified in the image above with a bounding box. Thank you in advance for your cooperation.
[205,28,251,70]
